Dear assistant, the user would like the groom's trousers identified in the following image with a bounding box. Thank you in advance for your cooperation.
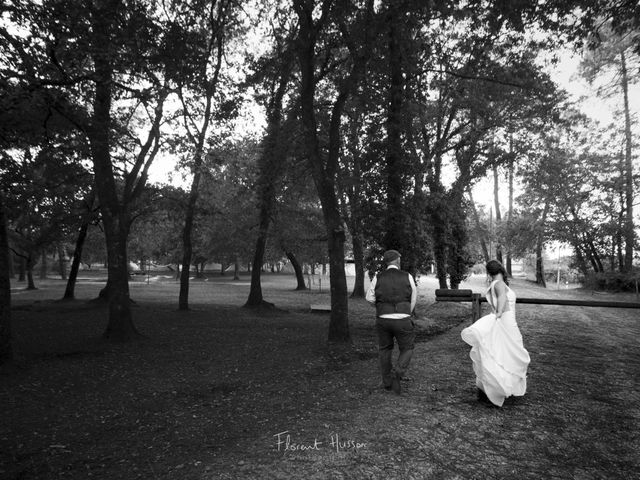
[375,316,415,387]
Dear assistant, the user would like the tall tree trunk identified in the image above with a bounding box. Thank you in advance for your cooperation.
[89,6,138,340]
[245,93,290,307]
[587,238,604,273]
[57,243,67,280]
[506,153,514,275]
[620,51,635,273]
[63,220,90,300]
[246,38,295,308]
[467,189,490,262]
[430,189,449,288]
[447,205,468,290]
[572,242,590,277]
[247,231,268,304]
[535,201,549,287]
[535,240,546,288]
[616,231,624,272]
[178,1,226,310]
[493,165,503,263]
[384,4,405,252]
[7,249,13,279]
[39,248,47,280]
[285,251,307,291]
[0,192,12,364]
[18,257,25,282]
[295,0,351,343]
[350,232,365,298]
[233,255,240,281]
[615,176,625,271]
[432,222,449,288]
[26,254,37,290]
[179,160,202,311]
[341,138,366,298]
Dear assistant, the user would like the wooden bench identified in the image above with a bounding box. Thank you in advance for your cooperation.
[435,288,640,323]
[310,304,331,313]
[435,289,485,322]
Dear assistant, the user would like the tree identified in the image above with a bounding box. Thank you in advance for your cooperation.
[2,1,182,339]
[2,145,92,290]
[293,0,375,343]
[0,191,11,364]
[579,22,638,272]
[245,15,296,307]
[63,190,97,300]
[168,0,243,310]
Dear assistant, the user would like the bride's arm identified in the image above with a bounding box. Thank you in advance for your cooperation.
[493,281,508,319]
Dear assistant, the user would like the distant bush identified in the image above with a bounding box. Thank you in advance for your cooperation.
[470,263,486,275]
[581,271,640,293]
[544,266,581,284]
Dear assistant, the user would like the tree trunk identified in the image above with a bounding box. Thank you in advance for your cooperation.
[285,251,307,290]
[535,201,549,287]
[433,228,449,289]
[535,240,546,288]
[572,242,590,277]
[26,254,37,290]
[247,232,267,305]
[506,154,514,275]
[89,9,138,340]
[57,243,67,280]
[245,101,291,306]
[493,165,503,264]
[63,220,90,300]
[342,115,366,298]
[7,249,13,279]
[384,5,405,252]
[468,189,490,262]
[326,225,349,341]
[179,162,202,311]
[98,212,137,340]
[616,231,624,272]
[620,51,634,273]
[0,192,12,364]
[587,238,604,273]
[431,192,449,288]
[446,202,469,290]
[350,232,365,298]
[233,256,240,281]
[18,257,25,282]
[295,0,351,342]
[39,249,47,280]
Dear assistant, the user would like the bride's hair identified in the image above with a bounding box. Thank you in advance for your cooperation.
[486,260,509,285]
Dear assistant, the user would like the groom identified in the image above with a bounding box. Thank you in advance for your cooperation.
[366,249,417,394]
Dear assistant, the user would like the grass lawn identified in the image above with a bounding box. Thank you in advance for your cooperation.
[1,272,639,479]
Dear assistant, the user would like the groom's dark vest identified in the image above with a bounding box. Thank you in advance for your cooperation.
[374,268,413,316]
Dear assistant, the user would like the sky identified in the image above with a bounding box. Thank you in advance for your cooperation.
[470,47,640,210]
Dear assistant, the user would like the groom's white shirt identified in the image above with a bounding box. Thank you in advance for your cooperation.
[366,265,417,319]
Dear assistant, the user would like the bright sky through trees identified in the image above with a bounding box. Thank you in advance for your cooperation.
[469,47,640,209]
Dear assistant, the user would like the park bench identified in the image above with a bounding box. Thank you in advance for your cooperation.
[435,288,640,323]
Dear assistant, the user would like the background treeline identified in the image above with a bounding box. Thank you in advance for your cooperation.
[1,0,638,361]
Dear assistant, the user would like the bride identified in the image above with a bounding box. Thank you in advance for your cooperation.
[461,260,530,407]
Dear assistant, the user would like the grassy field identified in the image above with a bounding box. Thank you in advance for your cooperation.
[1,272,639,479]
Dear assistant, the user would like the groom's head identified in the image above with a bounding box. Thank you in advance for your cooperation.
[383,249,401,266]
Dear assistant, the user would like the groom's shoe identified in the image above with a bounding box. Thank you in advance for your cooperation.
[391,372,402,394]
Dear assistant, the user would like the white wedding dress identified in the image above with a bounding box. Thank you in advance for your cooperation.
[461,280,530,406]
